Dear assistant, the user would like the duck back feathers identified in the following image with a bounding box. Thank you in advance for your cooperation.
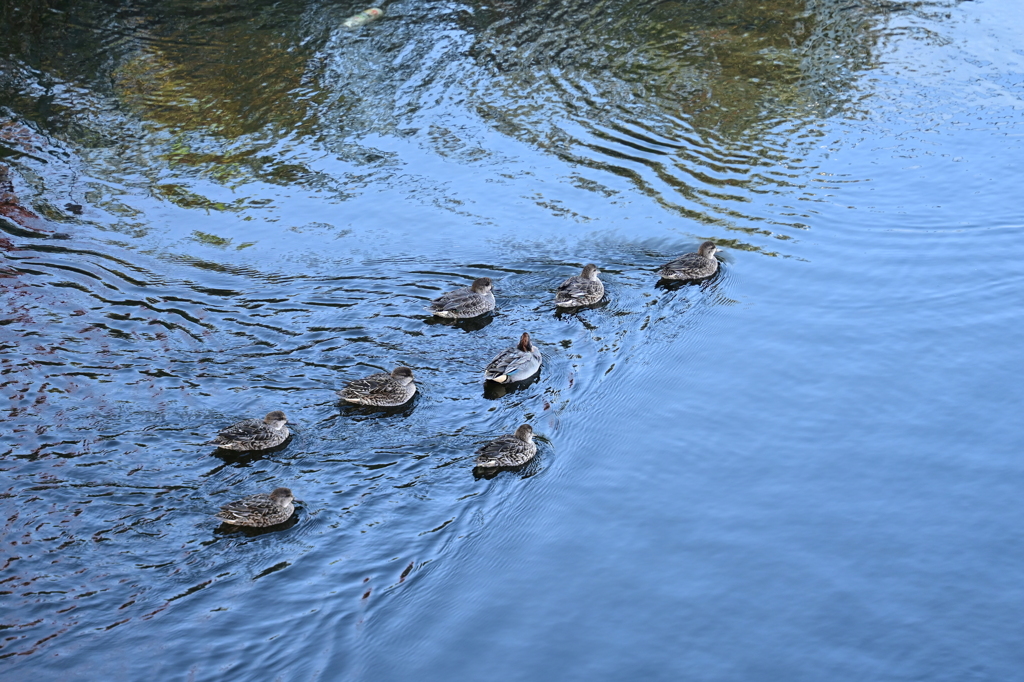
[555,264,604,307]
[217,487,296,527]
[429,277,496,319]
[485,332,542,384]
[339,366,417,407]
[475,424,537,468]
[213,410,290,451]
[658,241,720,281]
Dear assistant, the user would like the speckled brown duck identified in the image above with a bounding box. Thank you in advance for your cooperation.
[338,366,416,407]
[216,487,296,527]
[428,277,495,319]
[212,410,289,451]
[555,264,604,307]
[474,424,537,469]
[657,241,720,281]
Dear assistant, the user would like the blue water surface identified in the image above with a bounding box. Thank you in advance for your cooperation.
[1,0,1022,679]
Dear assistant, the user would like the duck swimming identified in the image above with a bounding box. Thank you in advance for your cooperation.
[657,241,720,281]
[555,264,604,307]
[475,424,537,469]
[428,277,495,319]
[216,487,296,527]
[339,366,417,407]
[212,410,289,451]
[485,332,542,384]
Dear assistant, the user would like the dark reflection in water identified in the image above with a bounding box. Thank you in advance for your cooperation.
[3,0,1024,679]
[338,397,420,420]
[213,511,302,538]
[483,370,542,400]
[422,313,495,333]
[209,436,294,466]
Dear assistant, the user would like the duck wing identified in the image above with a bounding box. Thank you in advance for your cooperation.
[430,286,474,312]
[555,275,602,303]
[216,492,289,525]
[476,434,519,459]
[485,346,519,375]
[340,372,394,399]
[215,418,266,443]
[475,434,535,467]
[502,348,541,379]
[659,253,716,279]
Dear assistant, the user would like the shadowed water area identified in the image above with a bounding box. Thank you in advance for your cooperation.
[2,0,1023,678]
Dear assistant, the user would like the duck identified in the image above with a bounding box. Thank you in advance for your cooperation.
[485,332,542,384]
[474,424,537,468]
[338,366,416,407]
[216,487,296,527]
[657,241,720,280]
[428,277,495,319]
[212,410,289,451]
[555,263,604,307]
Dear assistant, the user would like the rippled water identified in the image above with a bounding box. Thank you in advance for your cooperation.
[3,0,1023,678]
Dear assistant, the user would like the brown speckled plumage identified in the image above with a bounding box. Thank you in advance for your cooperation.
[428,277,495,319]
[216,487,296,527]
[555,264,604,307]
[658,241,720,281]
[213,410,289,451]
[474,424,537,469]
[339,366,417,407]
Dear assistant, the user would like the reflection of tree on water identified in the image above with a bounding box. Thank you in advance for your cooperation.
[1,0,889,252]
[460,0,886,247]
[0,0,331,211]
[464,0,882,135]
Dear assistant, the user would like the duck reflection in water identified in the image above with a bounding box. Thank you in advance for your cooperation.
[423,312,494,332]
[483,370,541,400]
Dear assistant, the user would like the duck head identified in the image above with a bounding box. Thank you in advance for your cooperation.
[263,410,288,429]
[391,366,415,385]
[514,424,534,442]
[269,488,294,505]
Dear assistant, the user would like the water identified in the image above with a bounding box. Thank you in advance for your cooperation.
[2,0,1023,678]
